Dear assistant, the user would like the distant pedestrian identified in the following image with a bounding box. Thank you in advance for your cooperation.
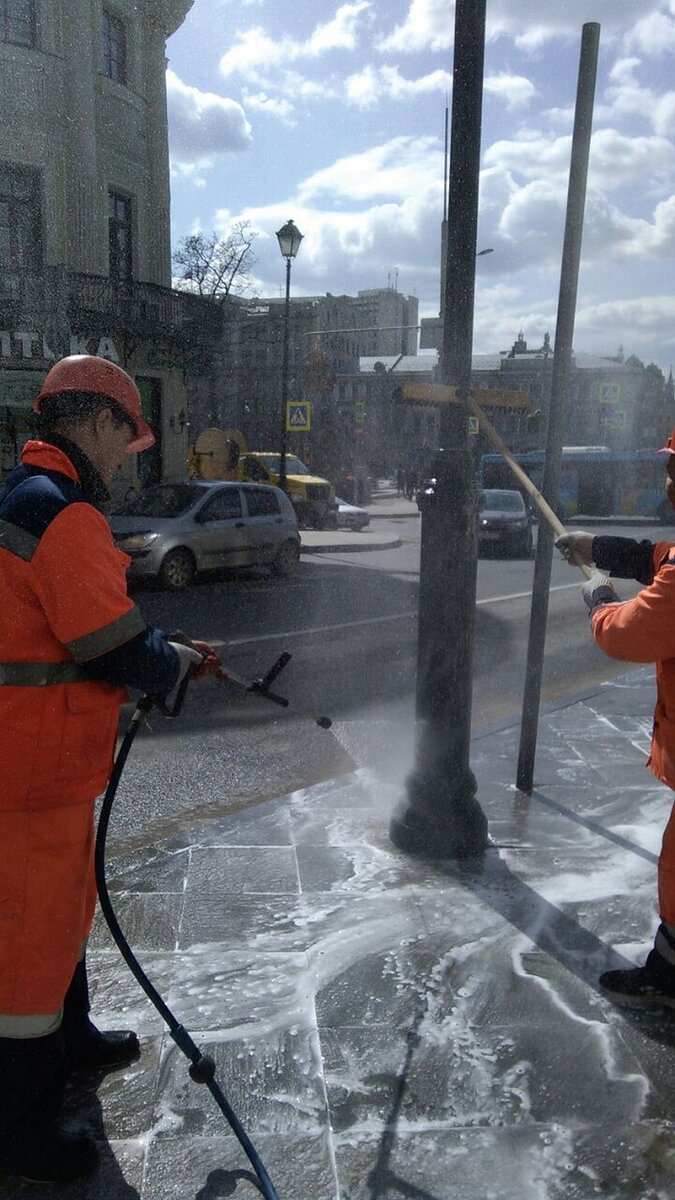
[396,465,405,496]
[405,467,417,502]
[557,426,675,1012]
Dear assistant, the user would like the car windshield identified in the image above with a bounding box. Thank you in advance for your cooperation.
[482,491,524,512]
[259,455,310,475]
[112,484,202,518]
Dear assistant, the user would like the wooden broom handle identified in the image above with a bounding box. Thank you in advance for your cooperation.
[465,392,593,580]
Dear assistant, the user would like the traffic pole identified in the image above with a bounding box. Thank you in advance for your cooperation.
[516,23,601,794]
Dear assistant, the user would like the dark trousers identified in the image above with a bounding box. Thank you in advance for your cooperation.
[0,957,90,1147]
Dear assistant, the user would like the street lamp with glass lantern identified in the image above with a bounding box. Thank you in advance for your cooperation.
[275,219,304,492]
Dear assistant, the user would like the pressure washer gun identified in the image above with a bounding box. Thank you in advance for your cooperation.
[155,632,332,729]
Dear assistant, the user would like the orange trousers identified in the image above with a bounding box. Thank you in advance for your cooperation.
[0,803,97,1018]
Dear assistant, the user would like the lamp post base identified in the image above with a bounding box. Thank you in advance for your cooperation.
[390,765,488,859]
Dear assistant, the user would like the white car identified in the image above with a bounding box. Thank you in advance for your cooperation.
[335,497,370,531]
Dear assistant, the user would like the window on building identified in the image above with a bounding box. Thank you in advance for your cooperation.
[108,190,132,282]
[101,9,126,84]
[1,0,35,46]
[0,163,42,278]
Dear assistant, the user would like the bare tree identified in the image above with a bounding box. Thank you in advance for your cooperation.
[172,222,257,300]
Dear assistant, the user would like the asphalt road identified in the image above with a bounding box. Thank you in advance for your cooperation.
[108,518,657,852]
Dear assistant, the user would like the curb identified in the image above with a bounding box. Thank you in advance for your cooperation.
[567,516,657,527]
[368,508,420,520]
[301,535,402,554]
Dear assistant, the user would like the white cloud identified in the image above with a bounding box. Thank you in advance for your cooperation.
[345,65,379,107]
[626,10,675,56]
[484,72,536,110]
[601,58,675,139]
[297,136,443,204]
[166,69,251,172]
[219,2,370,80]
[378,0,452,53]
[484,128,675,192]
[242,91,296,122]
[211,139,448,298]
[484,133,573,182]
[345,64,451,107]
[575,295,675,353]
[379,0,651,54]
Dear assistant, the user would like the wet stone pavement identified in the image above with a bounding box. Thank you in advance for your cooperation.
[4,667,675,1199]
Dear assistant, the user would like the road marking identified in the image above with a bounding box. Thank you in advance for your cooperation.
[218,611,417,647]
[210,582,581,649]
[477,581,580,605]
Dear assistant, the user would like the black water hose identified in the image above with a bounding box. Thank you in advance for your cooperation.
[94,694,281,1200]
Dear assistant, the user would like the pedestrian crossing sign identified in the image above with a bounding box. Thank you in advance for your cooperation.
[286,401,311,432]
[468,416,479,435]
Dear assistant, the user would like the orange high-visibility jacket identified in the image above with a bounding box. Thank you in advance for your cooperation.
[592,539,675,924]
[592,541,675,790]
[0,440,179,1020]
[0,440,178,809]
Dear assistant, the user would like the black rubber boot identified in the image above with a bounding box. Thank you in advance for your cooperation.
[0,1032,99,1182]
[62,958,140,1070]
[599,939,675,1011]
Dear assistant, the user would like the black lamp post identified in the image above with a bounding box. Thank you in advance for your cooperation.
[275,219,303,491]
[390,0,489,860]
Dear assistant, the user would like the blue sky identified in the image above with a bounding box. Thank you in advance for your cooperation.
[166,1,675,373]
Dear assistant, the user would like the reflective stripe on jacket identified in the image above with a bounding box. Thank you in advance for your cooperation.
[1,441,148,808]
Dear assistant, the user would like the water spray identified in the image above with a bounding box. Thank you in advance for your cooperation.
[95,648,332,1199]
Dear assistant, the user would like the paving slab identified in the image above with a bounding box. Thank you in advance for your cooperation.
[5,666,675,1199]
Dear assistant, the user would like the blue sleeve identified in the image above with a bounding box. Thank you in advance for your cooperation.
[81,625,180,698]
[593,536,655,584]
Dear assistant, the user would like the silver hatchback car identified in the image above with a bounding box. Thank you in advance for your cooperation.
[109,480,301,590]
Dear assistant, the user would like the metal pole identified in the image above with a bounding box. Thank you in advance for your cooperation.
[516,22,600,794]
[390,0,488,859]
[279,256,291,492]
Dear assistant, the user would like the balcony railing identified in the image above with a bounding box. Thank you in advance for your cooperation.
[67,272,223,343]
[0,268,223,358]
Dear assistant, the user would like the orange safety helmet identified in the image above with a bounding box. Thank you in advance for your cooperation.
[659,430,675,455]
[34,355,155,453]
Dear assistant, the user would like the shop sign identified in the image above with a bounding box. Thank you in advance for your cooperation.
[0,332,120,364]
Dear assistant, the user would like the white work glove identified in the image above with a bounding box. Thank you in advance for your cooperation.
[580,569,620,612]
[556,531,594,568]
[168,641,204,689]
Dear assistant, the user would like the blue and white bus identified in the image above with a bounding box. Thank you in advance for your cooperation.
[478,446,669,522]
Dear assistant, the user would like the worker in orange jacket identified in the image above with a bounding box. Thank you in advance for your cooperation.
[0,356,221,1184]
[558,430,675,1013]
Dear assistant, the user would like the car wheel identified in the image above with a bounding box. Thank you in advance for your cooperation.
[272,539,300,577]
[158,548,196,591]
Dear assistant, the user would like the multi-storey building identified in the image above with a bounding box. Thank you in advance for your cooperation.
[187,288,420,474]
[0,0,220,489]
[333,333,673,482]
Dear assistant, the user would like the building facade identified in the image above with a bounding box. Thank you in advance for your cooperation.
[185,287,420,474]
[0,0,220,492]
[330,333,675,486]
